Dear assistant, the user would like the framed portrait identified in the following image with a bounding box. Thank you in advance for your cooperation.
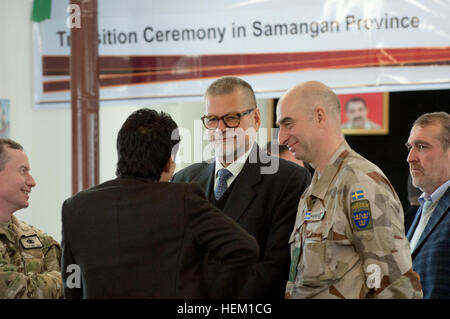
[0,99,10,138]
[339,92,389,135]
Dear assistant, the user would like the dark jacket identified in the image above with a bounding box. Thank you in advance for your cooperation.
[172,145,311,298]
[61,176,259,299]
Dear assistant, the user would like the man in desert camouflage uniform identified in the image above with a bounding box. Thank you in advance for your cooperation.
[0,138,63,298]
[277,81,422,299]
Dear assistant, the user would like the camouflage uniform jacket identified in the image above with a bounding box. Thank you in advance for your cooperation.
[0,216,63,298]
[286,141,423,299]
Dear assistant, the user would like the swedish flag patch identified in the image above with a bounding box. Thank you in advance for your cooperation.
[351,190,365,201]
[351,199,373,231]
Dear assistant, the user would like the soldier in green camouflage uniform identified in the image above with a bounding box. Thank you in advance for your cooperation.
[0,216,63,298]
[0,138,63,298]
[277,81,422,298]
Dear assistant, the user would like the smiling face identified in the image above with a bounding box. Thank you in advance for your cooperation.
[205,87,260,165]
[406,123,450,195]
[0,147,36,218]
[276,92,316,164]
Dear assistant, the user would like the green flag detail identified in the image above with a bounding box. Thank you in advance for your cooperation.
[32,0,52,22]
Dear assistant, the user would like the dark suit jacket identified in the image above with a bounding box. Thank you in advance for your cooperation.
[407,187,450,298]
[61,176,258,299]
[172,145,311,298]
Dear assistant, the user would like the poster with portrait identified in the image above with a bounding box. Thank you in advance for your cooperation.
[339,92,389,135]
[0,99,10,138]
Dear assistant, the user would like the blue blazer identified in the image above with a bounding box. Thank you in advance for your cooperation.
[407,187,450,299]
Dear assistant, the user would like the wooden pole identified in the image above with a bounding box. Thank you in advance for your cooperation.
[70,0,99,194]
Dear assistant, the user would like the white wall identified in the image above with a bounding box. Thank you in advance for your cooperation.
[0,0,40,229]
[0,0,273,242]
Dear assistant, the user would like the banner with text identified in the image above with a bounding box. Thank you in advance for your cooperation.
[33,0,450,108]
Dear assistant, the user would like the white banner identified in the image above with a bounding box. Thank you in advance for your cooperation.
[33,0,450,108]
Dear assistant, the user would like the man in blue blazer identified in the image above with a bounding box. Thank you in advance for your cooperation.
[406,111,450,299]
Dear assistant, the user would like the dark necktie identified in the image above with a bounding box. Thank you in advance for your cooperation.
[214,168,232,200]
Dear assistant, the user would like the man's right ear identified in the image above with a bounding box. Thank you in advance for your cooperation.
[160,155,176,182]
[313,106,328,127]
[162,155,174,172]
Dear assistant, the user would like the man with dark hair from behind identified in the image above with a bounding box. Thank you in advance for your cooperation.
[61,108,258,299]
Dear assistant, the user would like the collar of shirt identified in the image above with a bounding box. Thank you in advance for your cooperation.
[418,179,450,206]
[10,216,35,238]
[0,219,11,238]
[1,218,39,246]
[310,141,351,201]
[214,143,254,188]
[363,120,376,129]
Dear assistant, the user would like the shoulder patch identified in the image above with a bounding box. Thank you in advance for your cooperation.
[351,190,365,201]
[20,235,43,249]
[351,199,373,231]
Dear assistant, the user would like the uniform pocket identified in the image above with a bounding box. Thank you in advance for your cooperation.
[304,209,332,241]
[298,240,328,286]
[296,210,333,286]
[22,248,45,274]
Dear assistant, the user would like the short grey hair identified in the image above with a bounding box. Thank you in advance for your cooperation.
[413,112,450,150]
[205,76,257,108]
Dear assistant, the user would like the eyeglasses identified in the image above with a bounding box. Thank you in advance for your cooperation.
[201,108,256,130]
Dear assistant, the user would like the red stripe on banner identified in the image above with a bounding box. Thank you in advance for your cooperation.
[42,47,450,92]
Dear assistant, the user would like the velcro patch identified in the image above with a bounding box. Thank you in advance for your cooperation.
[20,235,43,249]
[351,199,373,231]
[305,210,325,221]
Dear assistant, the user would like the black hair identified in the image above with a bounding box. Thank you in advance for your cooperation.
[345,97,367,112]
[116,108,180,180]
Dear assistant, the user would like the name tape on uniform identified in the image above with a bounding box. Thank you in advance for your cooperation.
[20,235,43,249]
[305,210,325,221]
